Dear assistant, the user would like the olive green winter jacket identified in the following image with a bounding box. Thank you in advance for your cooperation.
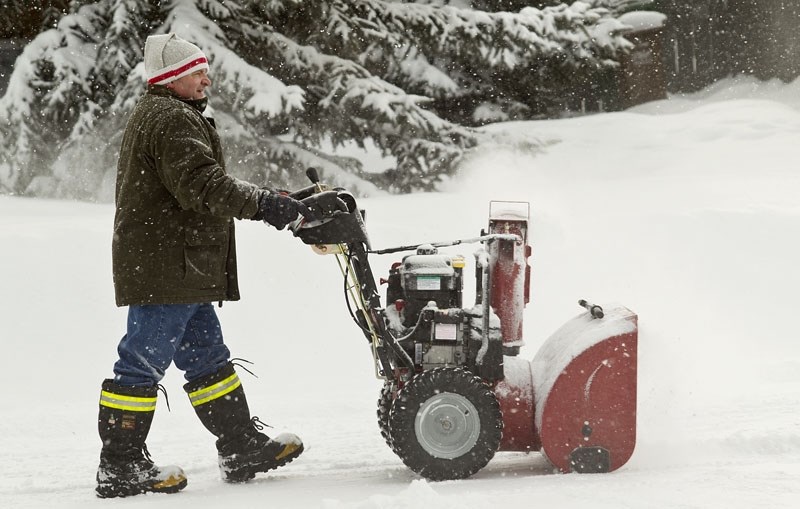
[112,86,263,306]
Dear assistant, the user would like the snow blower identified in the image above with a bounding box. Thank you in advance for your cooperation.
[289,168,638,481]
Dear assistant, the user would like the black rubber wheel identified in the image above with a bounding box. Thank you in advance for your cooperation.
[388,367,502,481]
[377,381,396,450]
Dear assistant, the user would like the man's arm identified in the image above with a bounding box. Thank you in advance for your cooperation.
[153,108,263,220]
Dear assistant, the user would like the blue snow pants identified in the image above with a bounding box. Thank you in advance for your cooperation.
[113,303,231,386]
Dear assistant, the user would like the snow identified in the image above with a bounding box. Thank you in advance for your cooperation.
[618,11,667,31]
[489,201,529,221]
[493,356,533,402]
[2,75,800,507]
[401,253,455,275]
[397,48,460,93]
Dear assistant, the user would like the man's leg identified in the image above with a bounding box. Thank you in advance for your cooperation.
[175,304,303,481]
[114,304,201,385]
[96,381,187,497]
[172,302,230,381]
[97,304,199,497]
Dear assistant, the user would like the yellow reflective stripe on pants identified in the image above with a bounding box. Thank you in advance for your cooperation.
[188,372,241,407]
[99,390,157,412]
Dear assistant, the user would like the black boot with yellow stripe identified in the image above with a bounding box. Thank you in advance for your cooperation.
[96,380,187,498]
[184,362,304,482]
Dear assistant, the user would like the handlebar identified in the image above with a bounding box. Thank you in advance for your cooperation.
[288,167,323,200]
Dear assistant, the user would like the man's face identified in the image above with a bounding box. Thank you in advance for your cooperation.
[166,69,211,100]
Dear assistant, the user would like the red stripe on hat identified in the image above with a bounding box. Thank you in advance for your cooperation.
[148,56,208,85]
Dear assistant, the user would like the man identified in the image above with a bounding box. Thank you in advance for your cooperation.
[96,33,313,498]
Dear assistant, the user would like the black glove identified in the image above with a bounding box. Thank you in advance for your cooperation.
[257,191,316,230]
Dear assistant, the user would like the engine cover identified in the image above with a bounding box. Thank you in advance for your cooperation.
[387,247,464,329]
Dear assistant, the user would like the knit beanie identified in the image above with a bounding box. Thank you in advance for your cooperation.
[144,33,209,86]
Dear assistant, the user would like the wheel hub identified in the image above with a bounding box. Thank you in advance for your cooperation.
[414,392,480,459]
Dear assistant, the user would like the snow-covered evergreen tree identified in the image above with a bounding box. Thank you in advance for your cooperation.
[394,1,651,14]
[0,0,630,199]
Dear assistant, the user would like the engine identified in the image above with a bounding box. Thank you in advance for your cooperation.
[383,244,502,377]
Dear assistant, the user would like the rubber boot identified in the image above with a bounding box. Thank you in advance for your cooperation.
[96,380,187,498]
[184,362,304,482]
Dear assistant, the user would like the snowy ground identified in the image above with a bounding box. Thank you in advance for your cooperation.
[1,76,799,508]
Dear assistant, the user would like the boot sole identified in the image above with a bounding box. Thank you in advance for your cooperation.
[96,475,188,498]
[223,443,304,483]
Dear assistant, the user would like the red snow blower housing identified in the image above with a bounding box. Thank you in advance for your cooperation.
[289,168,638,481]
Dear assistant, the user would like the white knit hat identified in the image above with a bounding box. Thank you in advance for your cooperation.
[144,33,209,86]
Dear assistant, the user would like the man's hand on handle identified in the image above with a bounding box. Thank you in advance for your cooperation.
[257,190,319,230]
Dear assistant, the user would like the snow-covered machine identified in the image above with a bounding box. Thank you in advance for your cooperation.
[289,168,638,480]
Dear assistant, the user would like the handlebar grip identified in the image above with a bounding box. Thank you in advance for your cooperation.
[289,184,318,200]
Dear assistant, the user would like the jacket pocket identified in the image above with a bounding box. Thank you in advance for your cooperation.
[183,229,227,289]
